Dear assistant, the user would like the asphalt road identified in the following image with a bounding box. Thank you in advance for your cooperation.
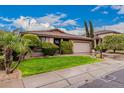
[79,69,124,88]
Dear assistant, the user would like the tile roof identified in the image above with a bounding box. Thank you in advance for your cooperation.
[21,29,92,41]
[94,30,121,36]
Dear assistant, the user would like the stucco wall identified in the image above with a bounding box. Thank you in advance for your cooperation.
[46,37,54,43]
[40,37,92,53]
[40,36,54,43]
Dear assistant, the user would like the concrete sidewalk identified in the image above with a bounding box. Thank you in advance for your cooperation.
[1,58,124,88]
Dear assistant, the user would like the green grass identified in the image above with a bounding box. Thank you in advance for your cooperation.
[19,56,101,77]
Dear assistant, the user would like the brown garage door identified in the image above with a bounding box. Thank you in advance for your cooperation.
[73,42,91,53]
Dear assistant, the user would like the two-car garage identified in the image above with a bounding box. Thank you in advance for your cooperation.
[72,40,91,53]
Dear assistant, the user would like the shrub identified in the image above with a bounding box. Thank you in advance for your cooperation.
[60,40,73,54]
[95,43,107,52]
[22,34,41,47]
[41,42,59,56]
[0,56,4,70]
[95,53,102,58]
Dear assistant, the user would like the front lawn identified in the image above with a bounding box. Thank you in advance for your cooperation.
[19,56,101,77]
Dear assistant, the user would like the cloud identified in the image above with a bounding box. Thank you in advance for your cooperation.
[111,5,124,14]
[91,5,107,12]
[112,17,119,21]
[37,13,66,25]
[0,23,5,27]
[101,11,108,14]
[91,6,102,12]
[60,19,77,26]
[0,17,15,22]
[0,13,67,31]
[59,27,85,35]
[117,6,124,14]
[91,5,124,15]
[13,16,55,31]
[37,13,78,27]
[0,13,80,32]
[111,5,121,10]
[95,22,124,33]
[0,23,15,31]
[91,6,109,15]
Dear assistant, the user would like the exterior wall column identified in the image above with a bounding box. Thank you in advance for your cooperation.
[94,39,96,48]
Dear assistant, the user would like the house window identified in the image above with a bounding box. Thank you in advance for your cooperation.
[42,37,46,42]
[54,38,61,46]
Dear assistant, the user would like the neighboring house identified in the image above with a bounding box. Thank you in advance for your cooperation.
[94,30,121,47]
[21,29,92,53]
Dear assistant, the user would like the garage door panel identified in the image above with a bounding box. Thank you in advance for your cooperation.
[73,43,90,53]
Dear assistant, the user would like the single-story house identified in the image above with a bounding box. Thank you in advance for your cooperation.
[21,29,93,53]
[94,30,121,47]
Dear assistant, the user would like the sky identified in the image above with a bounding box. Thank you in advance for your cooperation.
[0,5,124,35]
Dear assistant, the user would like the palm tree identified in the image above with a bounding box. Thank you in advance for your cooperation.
[0,32,31,74]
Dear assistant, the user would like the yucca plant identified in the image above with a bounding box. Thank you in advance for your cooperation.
[0,32,31,74]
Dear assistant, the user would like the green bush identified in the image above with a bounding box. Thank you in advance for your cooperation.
[60,40,73,54]
[95,44,107,52]
[22,34,41,47]
[0,56,4,70]
[41,42,59,56]
[95,53,102,58]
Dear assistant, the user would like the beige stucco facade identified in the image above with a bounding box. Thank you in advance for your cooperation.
[45,37,54,43]
[41,37,92,53]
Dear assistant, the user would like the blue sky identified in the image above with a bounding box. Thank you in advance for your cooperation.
[0,5,124,34]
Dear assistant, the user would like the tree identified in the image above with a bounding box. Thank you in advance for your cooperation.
[84,20,94,38]
[84,20,94,49]
[84,20,89,37]
[103,34,124,53]
[95,43,106,58]
[89,21,94,49]
[89,20,94,38]
[0,32,31,74]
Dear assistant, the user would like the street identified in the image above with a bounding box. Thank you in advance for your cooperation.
[79,69,124,88]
